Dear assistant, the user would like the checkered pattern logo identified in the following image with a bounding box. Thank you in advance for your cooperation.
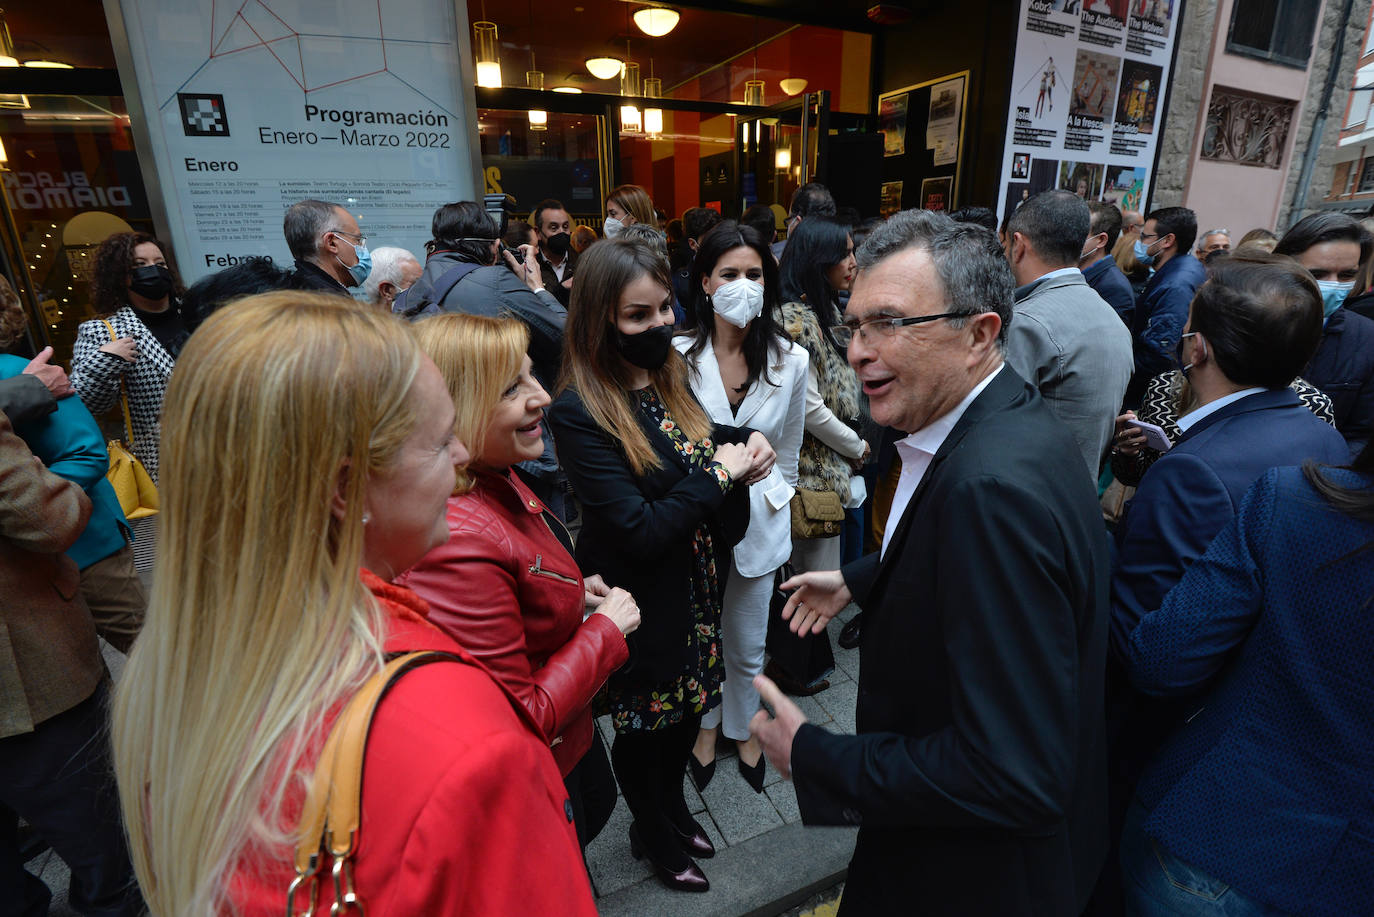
[178,93,229,137]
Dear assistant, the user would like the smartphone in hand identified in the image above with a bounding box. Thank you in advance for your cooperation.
[1132,419,1173,452]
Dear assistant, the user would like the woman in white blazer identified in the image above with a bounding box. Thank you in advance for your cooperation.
[675,222,807,793]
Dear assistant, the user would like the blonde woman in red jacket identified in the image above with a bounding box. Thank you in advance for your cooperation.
[111,294,597,916]
[402,313,640,848]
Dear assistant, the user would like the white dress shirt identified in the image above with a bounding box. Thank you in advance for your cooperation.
[1174,387,1268,433]
[882,364,1006,558]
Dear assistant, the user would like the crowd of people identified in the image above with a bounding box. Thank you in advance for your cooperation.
[1,174,1370,917]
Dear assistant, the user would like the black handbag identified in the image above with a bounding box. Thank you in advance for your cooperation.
[764,563,835,686]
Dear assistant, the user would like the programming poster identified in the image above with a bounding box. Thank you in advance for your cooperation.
[996,0,1182,227]
[109,0,480,282]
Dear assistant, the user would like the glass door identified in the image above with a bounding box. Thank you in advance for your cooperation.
[735,90,830,225]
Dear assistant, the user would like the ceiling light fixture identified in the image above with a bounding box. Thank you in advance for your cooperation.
[24,60,73,68]
[473,20,502,87]
[779,78,807,96]
[552,86,583,93]
[633,7,679,37]
[585,56,624,80]
[644,75,663,138]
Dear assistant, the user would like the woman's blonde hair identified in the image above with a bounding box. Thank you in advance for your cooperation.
[558,238,712,475]
[413,312,529,492]
[112,291,424,915]
[607,183,657,227]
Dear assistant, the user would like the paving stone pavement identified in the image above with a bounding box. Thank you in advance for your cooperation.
[589,604,862,916]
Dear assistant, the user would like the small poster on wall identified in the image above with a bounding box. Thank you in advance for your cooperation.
[920,177,953,212]
[927,77,964,166]
[880,93,909,157]
[880,181,904,217]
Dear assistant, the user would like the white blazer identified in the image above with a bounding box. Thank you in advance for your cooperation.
[676,334,808,578]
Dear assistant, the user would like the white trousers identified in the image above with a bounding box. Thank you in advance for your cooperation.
[700,558,775,740]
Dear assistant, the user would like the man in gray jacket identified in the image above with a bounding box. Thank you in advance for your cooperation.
[1004,191,1133,478]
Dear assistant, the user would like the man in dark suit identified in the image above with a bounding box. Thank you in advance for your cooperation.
[1081,201,1136,328]
[283,198,368,296]
[1126,206,1206,407]
[751,211,1110,916]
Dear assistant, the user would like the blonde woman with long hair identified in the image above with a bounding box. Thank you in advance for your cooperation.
[400,313,639,849]
[111,293,597,916]
[547,239,775,892]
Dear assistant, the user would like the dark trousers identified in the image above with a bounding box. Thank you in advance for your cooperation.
[610,716,700,869]
[565,730,617,850]
[0,682,143,916]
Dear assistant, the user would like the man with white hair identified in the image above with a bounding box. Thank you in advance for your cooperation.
[362,247,422,310]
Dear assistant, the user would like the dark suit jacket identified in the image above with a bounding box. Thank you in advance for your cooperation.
[791,366,1110,916]
[1303,306,1374,455]
[289,259,351,296]
[1127,253,1206,406]
[1125,466,1374,917]
[1082,254,1136,328]
[547,386,750,682]
[1110,387,1351,659]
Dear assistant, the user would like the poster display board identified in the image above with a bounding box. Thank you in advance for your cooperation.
[878,72,968,213]
[995,0,1182,226]
[110,0,480,282]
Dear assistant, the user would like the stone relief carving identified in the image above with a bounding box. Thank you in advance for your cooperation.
[1200,87,1297,169]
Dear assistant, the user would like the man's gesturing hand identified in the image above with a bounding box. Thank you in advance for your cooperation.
[779,569,852,635]
[749,675,808,780]
[22,347,74,399]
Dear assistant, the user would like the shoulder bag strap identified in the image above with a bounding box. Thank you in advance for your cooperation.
[289,650,462,915]
[400,262,481,319]
[100,318,136,448]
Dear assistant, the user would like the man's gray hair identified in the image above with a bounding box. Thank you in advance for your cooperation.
[619,223,670,267]
[856,209,1014,345]
[362,247,421,304]
[283,199,341,261]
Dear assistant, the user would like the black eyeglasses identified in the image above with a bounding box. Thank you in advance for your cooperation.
[832,311,963,346]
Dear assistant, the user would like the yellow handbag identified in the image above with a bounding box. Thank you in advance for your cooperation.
[789,486,846,539]
[101,319,159,519]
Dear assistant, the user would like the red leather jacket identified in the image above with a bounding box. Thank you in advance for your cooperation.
[228,570,596,916]
[398,469,628,775]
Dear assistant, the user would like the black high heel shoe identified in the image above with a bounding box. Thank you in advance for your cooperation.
[688,753,716,792]
[629,823,709,893]
[672,817,715,858]
[738,754,766,793]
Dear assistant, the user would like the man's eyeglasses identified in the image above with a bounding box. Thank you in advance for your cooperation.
[327,228,367,247]
[832,312,963,346]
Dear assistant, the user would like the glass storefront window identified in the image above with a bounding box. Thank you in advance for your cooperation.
[479,109,605,225]
[1,94,154,363]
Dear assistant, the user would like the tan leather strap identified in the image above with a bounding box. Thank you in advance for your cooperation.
[293,651,459,874]
[99,318,136,447]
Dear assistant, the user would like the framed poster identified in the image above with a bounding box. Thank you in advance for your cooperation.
[106,0,483,283]
[920,177,953,212]
[878,72,969,213]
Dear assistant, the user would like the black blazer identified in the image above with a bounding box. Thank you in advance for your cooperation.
[790,366,1110,917]
[547,386,750,682]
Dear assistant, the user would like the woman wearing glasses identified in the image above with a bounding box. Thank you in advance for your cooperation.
[676,222,808,794]
[770,218,868,696]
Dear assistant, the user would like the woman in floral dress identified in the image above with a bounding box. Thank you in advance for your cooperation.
[548,239,775,893]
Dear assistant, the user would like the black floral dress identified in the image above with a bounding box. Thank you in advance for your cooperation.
[605,388,729,733]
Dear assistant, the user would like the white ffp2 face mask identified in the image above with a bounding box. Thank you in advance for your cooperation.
[603,217,625,239]
[710,277,765,327]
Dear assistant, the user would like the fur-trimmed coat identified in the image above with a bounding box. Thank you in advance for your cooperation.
[780,300,863,500]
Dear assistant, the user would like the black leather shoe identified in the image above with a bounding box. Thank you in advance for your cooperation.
[630,823,709,892]
[688,754,716,793]
[738,754,766,793]
[672,818,716,858]
[838,613,863,650]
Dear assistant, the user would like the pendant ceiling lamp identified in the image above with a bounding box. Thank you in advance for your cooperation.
[586,56,624,80]
[473,20,501,87]
[644,75,663,138]
[525,2,547,131]
[633,7,680,37]
[779,78,807,96]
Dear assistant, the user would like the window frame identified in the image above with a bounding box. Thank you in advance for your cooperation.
[1225,0,1322,69]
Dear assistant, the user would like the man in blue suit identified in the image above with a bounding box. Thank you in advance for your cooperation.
[1093,254,1351,912]
[1080,201,1136,328]
[1111,255,1350,653]
[1125,206,1207,407]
